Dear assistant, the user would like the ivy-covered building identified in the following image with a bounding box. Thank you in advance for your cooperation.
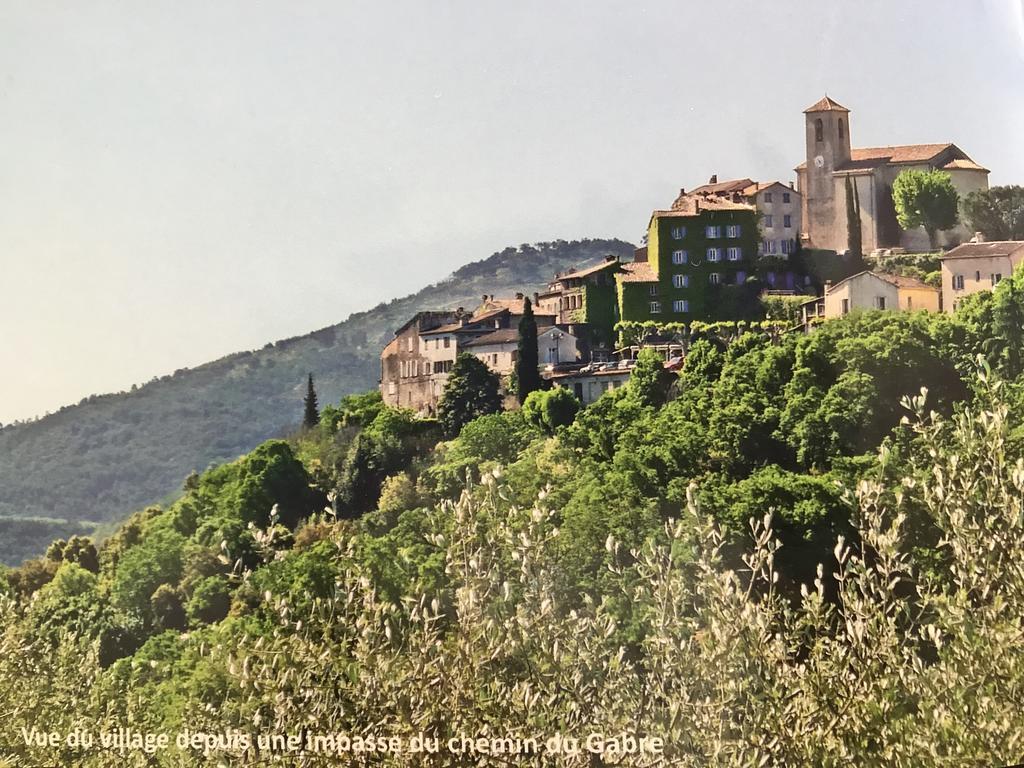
[616,193,762,323]
[535,255,622,357]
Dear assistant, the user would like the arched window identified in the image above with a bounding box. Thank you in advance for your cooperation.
[815,119,823,142]
[838,118,846,140]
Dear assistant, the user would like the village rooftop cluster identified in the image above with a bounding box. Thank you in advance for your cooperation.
[381,96,1021,413]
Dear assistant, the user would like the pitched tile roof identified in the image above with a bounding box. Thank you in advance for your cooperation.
[556,257,622,280]
[940,241,1024,260]
[804,96,850,113]
[617,261,658,283]
[462,328,522,347]
[941,158,989,172]
[877,273,939,291]
[689,178,754,196]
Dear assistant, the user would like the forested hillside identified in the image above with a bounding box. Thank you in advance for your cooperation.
[0,239,634,565]
[2,266,1024,766]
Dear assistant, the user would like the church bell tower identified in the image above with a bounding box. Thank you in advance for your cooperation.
[803,96,851,250]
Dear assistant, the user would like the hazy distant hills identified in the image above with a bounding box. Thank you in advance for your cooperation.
[0,239,635,565]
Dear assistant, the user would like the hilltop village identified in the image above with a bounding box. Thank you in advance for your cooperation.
[381,96,1018,413]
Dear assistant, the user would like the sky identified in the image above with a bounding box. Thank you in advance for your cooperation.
[1,0,1022,424]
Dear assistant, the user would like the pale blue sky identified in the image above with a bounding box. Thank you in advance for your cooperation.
[1,0,1022,423]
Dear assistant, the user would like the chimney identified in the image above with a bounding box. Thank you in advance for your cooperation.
[824,280,833,294]
[973,231,985,243]
[481,295,488,302]
[789,181,795,189]
[605,254,616,262]
[515,292,523,300]
[533,292,540,304]
[679,187,686,197]
[709,174,718,184]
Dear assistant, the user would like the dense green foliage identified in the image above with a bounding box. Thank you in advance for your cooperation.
[436,354,502,439]
[892,168,960,248]
[0,239,635,565]
[961,184,1024,240]
[5,267,1024,765]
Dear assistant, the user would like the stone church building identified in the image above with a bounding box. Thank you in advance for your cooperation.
[795,96,989,254]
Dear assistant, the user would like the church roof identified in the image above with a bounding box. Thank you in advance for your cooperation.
[804,96,850,113]
[796,143,978,172]
[941,158,989,172]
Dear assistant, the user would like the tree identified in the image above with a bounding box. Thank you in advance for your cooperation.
[845,175,863,259]
[150,584,188,631]
[628,348,673,408]
[522,388,580,433]
[962,185,1024,241]
[515,298,542,404]
[892,169,960,249]
[992,264,1024,377]
[437,353,502,438]
[303,373,320,429]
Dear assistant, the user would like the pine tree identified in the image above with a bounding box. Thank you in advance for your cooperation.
[516,297,542,404]
[846,175,863,260]
[303,373,320,429]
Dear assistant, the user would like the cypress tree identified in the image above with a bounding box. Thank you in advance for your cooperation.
[303,373,320,429]
[516,297,542,404]
[846,175,863,260]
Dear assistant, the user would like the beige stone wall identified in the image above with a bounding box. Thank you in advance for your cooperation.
[824,273,899,318]
[755,185,801,255]
[941,253,1023,313]
[897,286,940,312]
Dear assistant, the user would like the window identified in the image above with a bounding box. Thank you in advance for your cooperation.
[766,240,777,254]
[672,249,688,264]
[815,118,823,142]
[976,271,981,281]
[649,284,658,296]
[492,354,499,365]
[387,381,396,395]
[873,296,887,310]
[783,214,792,228]
[443,337,451,349]
[838,118,845,140]
[764,214,774,228]
[672,299,689,313]
[953,274,965,290]
[993,273,1004,285]
[726,224,742,237]
[407,337,414,352]
[782,192,791,203]
[727,247,742,261]
[670,225,686,239]
[706,225,721,238]
[672,274,689,288]
[842,298,850,315]
[764,192,773,203]
[781,239,792,254]
[736,270,747,283]
[707,247,721,262]
[709,272,721,285]
[649,301,662,314]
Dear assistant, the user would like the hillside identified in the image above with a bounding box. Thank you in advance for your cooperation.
[0,238,635,565]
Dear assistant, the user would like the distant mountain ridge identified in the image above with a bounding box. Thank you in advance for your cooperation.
[0,239,635,565]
